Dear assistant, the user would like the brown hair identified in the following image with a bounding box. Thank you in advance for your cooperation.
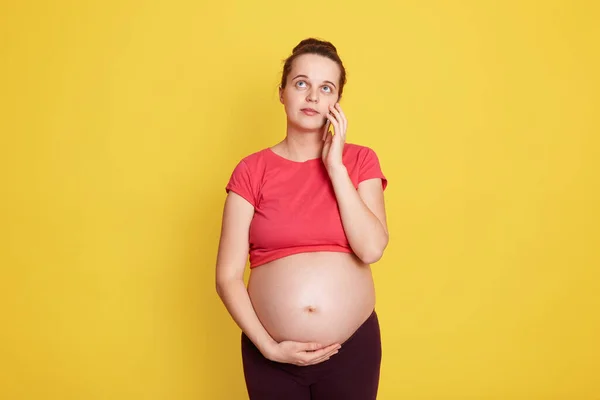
[280,38,347,98]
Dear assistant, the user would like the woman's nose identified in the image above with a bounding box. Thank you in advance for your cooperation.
[306,89,319,103]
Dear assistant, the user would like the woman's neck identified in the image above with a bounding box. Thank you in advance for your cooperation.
[278,126,323,162]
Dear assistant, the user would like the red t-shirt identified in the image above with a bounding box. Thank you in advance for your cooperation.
[225,143,387,268]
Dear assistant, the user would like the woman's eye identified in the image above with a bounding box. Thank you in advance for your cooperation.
[296,81,306,88]
[322,86,332,93]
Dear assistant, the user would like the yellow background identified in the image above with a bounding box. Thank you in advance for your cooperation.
[1,1,599,399]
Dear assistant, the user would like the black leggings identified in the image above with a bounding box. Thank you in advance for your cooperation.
[241,310,382,399]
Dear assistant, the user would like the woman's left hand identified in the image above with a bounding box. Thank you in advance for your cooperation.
[321,102,347,173]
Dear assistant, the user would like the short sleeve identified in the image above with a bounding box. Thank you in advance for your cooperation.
[359,147,388,190]
[225,159,257,207]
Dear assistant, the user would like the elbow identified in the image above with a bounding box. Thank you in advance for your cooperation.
[216,281,225,297]
[356,236,388,265]
[357,246,385,265]
[215,276,243,298]
[358,250,383,265]
[216,279,231,297]
[215,278,231,298]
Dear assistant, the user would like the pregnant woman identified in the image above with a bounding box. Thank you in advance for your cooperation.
[216,38,389,400]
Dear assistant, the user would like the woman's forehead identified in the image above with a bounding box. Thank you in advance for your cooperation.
[290,54,340,81]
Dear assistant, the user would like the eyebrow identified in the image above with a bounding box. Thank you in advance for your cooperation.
[292,74,337,89]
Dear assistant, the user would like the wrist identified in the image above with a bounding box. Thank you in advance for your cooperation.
[327,163,347,178]
[257,336,278,357]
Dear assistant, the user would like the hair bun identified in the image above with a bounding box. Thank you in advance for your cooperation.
[292,38,338,54]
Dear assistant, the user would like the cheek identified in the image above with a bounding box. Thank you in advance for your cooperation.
[283,93,302,109]
[282,98,298,118]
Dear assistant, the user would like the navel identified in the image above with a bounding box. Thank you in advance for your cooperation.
[305,305,317,313]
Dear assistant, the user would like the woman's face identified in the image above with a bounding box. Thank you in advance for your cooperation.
[279,53,341,132]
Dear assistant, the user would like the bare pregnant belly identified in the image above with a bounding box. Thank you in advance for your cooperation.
[247,252,376,346]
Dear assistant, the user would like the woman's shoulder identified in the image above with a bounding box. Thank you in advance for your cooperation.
[343,142,381,160]
[344,142,373,152]
[233,147,271,167]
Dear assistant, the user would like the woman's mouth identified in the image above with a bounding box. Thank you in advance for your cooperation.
[301,108,319,116]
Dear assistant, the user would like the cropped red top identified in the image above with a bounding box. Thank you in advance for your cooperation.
[225,143,387,268]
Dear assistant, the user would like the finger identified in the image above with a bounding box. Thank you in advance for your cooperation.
[311,345,340,360]
[322,142,331,159]
[306,358,329,366]
[335,103,347,136]
[303,343,341,361]
[323,130,333,145]
[323,134,333,150]
[333,104,346,140]
[300,342,337,355]
[329,108,343,136]
[331,122,342,144]
[296,350,330,365]
[303,346,340,365]
[328,104,341,123]
[306,351,338,365]
[307,357,330,366]
[301,342,327,352]
[322,120,330,141]
[326,113,339,135]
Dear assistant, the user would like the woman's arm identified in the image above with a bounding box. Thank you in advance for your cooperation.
[215,193,277,354]
[328,166,389,264]
[215,192,342,365]
[322,103,389,264]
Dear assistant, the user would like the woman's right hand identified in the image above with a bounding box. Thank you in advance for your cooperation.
[263,340,341,366]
